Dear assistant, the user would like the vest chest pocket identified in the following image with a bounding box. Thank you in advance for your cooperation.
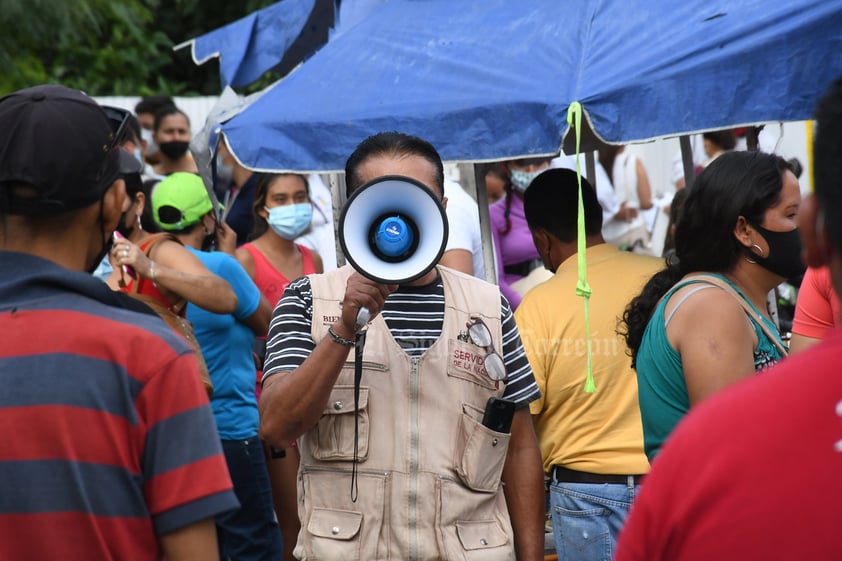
[309,386,370,461]
[454,403,510,492]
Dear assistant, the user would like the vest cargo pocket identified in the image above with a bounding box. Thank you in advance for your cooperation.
[454,405,511,492]
[299,470,388,561]
[306,508,362,560]
[308,386,369,461]
[456,520,510,551]
[438,477,514,561]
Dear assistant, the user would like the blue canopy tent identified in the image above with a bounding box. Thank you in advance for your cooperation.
[219,0,842,172]
[211,0,842,293]
[211,0,842,392]
[175,0,317,89]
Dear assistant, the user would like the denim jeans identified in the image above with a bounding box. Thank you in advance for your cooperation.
[217,437,284,561]
[549,478,640,561]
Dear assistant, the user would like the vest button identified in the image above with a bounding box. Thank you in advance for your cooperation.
[334,401,344,410]
[332,526,340,535]
[492,438,498,446]
[480,538,488,546]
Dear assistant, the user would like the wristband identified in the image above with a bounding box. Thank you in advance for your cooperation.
[149,261,157,286]
[327,325,355,347]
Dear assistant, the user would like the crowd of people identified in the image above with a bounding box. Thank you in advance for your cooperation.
[1,76,841,561]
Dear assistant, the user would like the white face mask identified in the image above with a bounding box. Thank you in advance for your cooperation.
[141,128,158,156]
[265,203,313,240]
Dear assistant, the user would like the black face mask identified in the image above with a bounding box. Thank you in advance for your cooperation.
[200,219,218,252]
[158,141,190,160]
[115,211,133,239]
[86,196,114,274]
[201,231,217,252]
[743,223,806,280]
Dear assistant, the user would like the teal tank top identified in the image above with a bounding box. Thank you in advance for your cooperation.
[635,273,785,461]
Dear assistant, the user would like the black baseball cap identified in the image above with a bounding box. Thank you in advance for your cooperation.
[0,84,123,215]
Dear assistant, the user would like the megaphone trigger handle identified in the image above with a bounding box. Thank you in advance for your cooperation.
[355,306,371,331]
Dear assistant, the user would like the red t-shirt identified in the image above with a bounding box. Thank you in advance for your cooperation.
[615,327,842,561]
[792,265,841,338]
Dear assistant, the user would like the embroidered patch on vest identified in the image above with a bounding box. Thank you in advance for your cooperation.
[447,338,499,390]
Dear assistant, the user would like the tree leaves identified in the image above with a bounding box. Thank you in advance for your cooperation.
[0,0,277,95]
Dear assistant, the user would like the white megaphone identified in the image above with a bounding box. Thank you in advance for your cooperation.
[339,174,448,287]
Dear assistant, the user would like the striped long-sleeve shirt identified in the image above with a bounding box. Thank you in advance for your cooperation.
[263,273,540,408]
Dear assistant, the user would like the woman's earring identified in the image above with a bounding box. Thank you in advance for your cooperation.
[137,213,143,231]
[744,242,765,264]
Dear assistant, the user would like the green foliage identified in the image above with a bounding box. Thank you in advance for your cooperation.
[0,0,278,96]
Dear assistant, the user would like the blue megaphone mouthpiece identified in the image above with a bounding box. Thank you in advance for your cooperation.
[374,215,414,257]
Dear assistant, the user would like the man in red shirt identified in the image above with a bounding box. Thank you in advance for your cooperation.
[0,84,237,561]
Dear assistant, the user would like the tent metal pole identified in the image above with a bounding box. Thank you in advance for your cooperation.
[331,172,346,266]
[473,163,497,284]
[679,135,695,189]
[585,151,597,191]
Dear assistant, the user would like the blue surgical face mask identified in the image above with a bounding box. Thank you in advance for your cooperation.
[91,254,113,282]
[510,168,545,192]
[133,147,144,167]
[265,203,313,240]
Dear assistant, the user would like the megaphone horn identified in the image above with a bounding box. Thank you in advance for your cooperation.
[339,175,449,287]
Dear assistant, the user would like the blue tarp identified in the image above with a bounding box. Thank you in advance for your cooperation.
[184,0,316,89]
[220,0,842,172]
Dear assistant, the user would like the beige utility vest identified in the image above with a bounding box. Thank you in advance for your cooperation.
[296,265,515,561]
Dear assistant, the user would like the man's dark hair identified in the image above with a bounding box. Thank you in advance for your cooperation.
[522,168,603,243]
[135,96,175,116]
[703,129,737,152]
[814,77,842,253]
[344,131,444,198]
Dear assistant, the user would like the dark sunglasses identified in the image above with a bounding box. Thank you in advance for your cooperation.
[92,106,133,190]
[101,105,132,145]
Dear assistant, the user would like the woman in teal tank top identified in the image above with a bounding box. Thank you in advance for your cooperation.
[621,152,803,462]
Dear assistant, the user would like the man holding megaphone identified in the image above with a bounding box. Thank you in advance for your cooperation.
[259,132,545,561]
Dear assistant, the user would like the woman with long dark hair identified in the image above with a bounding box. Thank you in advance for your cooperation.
[621,151,802,461]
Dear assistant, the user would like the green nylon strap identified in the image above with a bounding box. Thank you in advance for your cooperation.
[566,102,596,393]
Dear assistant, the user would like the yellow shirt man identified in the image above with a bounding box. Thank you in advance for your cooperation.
[516,244,662,475]
[515,166,665,561]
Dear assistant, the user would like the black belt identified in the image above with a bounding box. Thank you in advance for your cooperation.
[503,259,542,277]
[551,465,645,485]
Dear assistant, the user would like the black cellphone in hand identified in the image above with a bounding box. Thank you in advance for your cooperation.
[481,397,516,433]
